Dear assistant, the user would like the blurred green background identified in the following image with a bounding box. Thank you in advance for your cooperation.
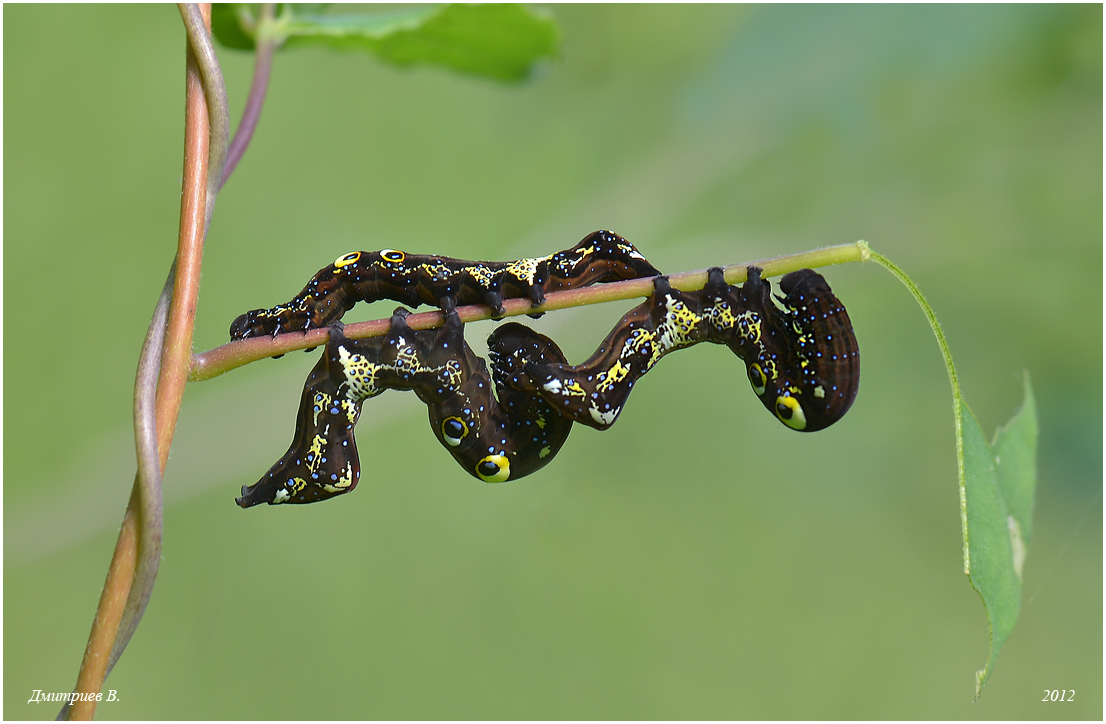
[5,4,1101,719]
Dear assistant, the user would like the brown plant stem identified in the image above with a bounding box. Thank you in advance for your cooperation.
[63,5,215,719]
[190,240,869,382]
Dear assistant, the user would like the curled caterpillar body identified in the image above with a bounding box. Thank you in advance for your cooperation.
[234,336,365,508]
[229,230,660,340]
[235,310,446,507]
[234,240,859,508]
[497,277,700,430]
[504,267,859,433]
[425,321,574,483]
[703,266,860,432]
[237,306,575,506]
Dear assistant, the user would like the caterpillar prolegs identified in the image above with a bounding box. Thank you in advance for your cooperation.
[500,267,860,433]
[236,265,859,507]
[229,230,660,340]
[236,303,575,507]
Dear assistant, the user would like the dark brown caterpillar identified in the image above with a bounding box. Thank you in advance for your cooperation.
[235,260,859,507]
[229,230,660,340]
[500,267,860,433]
[236,304,575,507]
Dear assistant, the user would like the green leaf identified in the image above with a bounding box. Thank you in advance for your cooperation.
[960,376,1037,699]
[210,4,257,51]
[865,245,1039,699]
[991,374,1038,550]
[212,4,561,83]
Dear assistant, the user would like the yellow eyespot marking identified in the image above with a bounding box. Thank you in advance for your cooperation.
[441,417,469,447]
[775,395,808,431]
[334,251,361,268]
[380,249,406,264]
[476,454,510,483]
[748,363,767,396]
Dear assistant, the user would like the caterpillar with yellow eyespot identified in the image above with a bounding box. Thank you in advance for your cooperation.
[235,302,575,507]
[499,267,860,433]
[235,263,859,507]
[229,230,660,340]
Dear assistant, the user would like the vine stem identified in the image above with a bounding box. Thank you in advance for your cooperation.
[60,266,171,720]
[221,3,277,188]
[62,5,225,719]
[862,244,969,572]
[180,3,228,230]
[190,240,869,382]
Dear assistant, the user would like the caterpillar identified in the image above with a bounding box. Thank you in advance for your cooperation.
[229,230,661,340]
[236,264,859,507]
[499,266,860,433]
[236,302,575,507]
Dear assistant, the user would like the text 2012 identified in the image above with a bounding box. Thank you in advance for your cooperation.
[1042,690,1074,702]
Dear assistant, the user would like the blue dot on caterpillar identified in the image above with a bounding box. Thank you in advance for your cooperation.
[499,266,859,434]
[235,301,575,507]
[229,230,661,340]
[235,263,859,507]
